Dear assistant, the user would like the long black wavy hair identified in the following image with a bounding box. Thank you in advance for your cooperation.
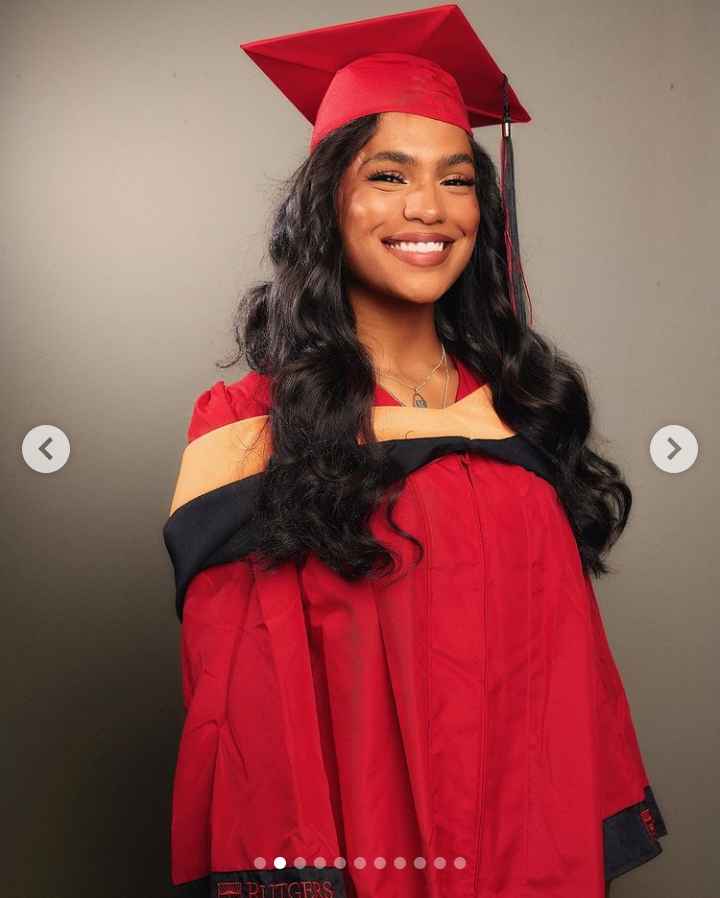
[218,113,631,581]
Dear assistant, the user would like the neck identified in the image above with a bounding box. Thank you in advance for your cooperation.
[349,282,446,378]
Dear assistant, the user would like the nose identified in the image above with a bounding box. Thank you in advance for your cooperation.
[403,177,446,223]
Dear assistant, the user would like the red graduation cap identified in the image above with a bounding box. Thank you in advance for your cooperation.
[240,4,533,328]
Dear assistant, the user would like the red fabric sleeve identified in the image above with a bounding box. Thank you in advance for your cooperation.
[171,553,345,888]
[186,374,271,443]
[171,376,341,884]
[585,573,652,819]
[178,374,268,710]
[179,562,255,714]
[186,380,239,443]
[172,559,257,885]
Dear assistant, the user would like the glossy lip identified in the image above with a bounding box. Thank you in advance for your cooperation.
[382,237,454,268]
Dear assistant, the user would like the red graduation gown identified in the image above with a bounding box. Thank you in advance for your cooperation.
[163,355,668,898]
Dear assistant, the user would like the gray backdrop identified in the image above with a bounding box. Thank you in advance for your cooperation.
[2,1,718,895]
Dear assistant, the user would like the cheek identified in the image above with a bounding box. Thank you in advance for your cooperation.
[341,202,388,278]
[460,197,481,234]
[342,189,397,238]
[458,203,480,257]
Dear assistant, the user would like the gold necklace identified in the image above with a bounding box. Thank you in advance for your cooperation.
[375,345,449,408]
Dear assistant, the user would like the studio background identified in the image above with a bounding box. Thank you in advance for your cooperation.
[2,1,717,895]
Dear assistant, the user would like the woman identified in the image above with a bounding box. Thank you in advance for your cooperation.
[163,7,668,898]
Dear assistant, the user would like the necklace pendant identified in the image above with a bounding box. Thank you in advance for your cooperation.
[413,393,428,408]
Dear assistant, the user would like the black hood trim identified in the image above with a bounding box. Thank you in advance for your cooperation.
[163,434,557,621]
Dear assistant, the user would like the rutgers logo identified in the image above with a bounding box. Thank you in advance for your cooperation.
[639,808,657,840]
[217,881,338,897]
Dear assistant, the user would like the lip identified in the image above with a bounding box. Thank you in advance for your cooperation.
[383,232,456,243]
[381,234,455,268]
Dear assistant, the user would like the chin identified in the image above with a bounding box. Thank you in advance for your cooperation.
[386,282,450,305]
[353,262,456,305]
[379,266,462,302]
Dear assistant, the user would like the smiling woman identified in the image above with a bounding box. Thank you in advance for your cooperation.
[163,6,669,898]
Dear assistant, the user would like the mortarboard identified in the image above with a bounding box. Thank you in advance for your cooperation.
[240,4,532,328]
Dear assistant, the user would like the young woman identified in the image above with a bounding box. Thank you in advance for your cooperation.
[164,8,668,898]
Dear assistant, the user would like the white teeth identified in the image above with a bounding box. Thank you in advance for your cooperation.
[387,240,448,253]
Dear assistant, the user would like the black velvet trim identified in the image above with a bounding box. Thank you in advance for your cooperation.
[172,866,347,897]
[378,433,556,485]
[163,470,263,620]
[603,784,669,881]
[163,434,558,621]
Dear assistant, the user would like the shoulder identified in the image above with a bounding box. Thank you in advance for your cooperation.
[186,371,272,443]
[169,371,272,517]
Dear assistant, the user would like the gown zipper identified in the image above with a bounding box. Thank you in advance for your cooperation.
[458,450,488,897]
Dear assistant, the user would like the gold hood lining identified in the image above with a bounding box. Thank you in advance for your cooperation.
[168,384,516,517]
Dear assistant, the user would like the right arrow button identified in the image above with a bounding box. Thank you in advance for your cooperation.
[650,425,699,473]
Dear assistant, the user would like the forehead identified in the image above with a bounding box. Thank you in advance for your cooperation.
[348,112,472,174]
[356,112,473,165]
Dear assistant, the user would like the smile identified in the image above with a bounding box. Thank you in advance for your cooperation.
[382,239,453,267]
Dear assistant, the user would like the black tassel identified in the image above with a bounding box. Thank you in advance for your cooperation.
[500,74,533,329]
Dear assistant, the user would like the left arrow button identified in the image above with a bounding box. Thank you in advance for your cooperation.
[22,426,71,473]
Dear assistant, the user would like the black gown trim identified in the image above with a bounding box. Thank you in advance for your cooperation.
[603,783,669,881]
[169,784,668,894]
[172,866,347,897]
[163,434,558,621]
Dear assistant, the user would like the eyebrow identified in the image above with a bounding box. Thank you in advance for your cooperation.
[360,150,475,169]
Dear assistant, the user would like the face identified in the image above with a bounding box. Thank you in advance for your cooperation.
[336,112,480,306]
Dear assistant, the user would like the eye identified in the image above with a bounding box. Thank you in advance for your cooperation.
[367,171,406,184]
[443,177,476,187]
[367,171,476,187]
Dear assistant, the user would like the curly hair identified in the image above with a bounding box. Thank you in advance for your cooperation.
[218,113,631,581]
